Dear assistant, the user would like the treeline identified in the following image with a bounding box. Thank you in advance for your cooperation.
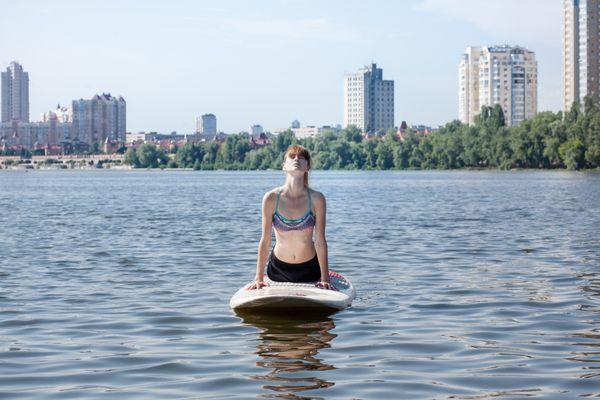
[125,98,599,170]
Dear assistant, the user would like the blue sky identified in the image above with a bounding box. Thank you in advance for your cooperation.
[0,0,562,134]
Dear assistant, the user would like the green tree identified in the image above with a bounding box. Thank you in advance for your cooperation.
[559,139,586,170]
[460,127,482,167]
[565,101,580,124]
[375,141,394,169]
[273,130,296,153]
[331,139,352,168]
[543,136,562,167]
[585,138,600,167]
[475,104,505,133]
[409,145,423,169]
[203,142,219,166]
[234,139,251,163]
[312,151,335,170]
[393,141,411,169]
[124,148,140,167]
[363,138,378,169]
[341,125,363,143]
[136,144,166,168]
[349,142,366,169]
[175,143,205,168]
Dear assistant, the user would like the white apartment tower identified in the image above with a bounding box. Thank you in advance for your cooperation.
[563,0,600,110]
[459,45,537,127]
[1,61,29,122]
[344,63,394,133]
[459,47,483,125]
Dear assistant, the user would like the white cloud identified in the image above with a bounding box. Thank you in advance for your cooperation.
[221,17,359,42]
[416,0,561,47]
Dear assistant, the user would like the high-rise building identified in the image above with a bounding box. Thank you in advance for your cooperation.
[1,61,29,122]
[459,45,538,127]
[344,63,394,133]
[563,0,600,111]
[197,113,217,135]
[72,93,126,144]
[459,47,482,126]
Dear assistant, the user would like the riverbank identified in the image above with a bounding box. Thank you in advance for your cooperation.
[2,165,598,172]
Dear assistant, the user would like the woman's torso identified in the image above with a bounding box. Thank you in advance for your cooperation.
[271,187,316,263]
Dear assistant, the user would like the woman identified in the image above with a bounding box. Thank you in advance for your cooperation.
[247,145,333,290]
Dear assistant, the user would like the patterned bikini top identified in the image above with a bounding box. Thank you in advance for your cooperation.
[273,188,316,232]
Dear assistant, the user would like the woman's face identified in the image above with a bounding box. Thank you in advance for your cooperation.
[283,152,309,174]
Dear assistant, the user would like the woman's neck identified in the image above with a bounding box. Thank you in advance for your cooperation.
[283,175,306,197]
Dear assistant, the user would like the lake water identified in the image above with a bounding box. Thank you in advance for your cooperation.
[0,170,598,399]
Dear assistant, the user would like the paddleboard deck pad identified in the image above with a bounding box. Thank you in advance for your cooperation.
[230,271,356,311]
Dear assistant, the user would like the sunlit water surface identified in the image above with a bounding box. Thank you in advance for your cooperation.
[0,170,598,399]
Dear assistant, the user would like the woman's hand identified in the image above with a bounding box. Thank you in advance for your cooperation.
[246,280,269,290]
[316,281,336,290]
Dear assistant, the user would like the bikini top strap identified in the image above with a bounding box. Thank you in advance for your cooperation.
[307,188,312,213]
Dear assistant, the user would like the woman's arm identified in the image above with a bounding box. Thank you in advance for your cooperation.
[313,191,330,287]
[248,191,275,289]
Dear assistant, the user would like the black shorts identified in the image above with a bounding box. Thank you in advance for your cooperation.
[267,252,321,283]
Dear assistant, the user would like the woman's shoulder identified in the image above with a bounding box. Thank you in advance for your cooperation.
[308,188,326,203]
[262,187,282,204]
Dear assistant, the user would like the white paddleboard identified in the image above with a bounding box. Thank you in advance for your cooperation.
[230,271,356,311]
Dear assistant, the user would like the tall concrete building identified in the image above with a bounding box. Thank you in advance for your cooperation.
[344,63,394,133]
[459,47,482,125]
[72,93,126,144]
[197,113,217,135]
[563,0,600,111]
[1,61,29,122]
[459,45,538,127]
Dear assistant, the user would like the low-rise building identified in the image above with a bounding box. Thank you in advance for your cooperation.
[1,120,71,148]
[250,132,270,148]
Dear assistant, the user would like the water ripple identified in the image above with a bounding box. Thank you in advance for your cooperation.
[0,170,598,399]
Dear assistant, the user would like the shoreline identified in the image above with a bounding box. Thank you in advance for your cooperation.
[1,166,598,173]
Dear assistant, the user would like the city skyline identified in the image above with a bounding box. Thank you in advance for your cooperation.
[1,0,563,134]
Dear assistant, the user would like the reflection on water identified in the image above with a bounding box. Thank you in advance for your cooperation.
[237,310,337,399]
